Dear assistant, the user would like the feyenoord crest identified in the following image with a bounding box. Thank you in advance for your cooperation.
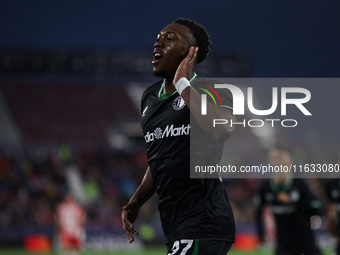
[173,96,186,111]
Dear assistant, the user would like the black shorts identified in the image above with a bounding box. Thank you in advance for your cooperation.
[166,239,233,255]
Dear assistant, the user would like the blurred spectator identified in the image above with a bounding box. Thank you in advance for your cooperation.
[254,147,323,255]
[325,153,340,255]
[55,193,86,255]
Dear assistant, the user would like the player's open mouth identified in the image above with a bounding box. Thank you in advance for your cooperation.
[152,52,163,64]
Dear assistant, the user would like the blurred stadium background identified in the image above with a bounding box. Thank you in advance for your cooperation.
[0,1,340,254]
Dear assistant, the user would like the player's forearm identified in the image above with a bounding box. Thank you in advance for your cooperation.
[326,203,338,230]
[181,86,236,142]
[129,166,156,207]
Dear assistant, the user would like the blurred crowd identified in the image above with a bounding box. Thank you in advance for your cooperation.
[0,143,331,245]
[0,146,150,233]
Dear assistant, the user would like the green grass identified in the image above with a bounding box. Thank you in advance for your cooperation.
[0,247,334,255]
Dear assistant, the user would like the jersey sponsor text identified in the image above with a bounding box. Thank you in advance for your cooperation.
[144,124,190,143]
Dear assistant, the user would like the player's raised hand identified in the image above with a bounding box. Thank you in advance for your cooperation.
[122,200,140,243]
[174,46,198,84]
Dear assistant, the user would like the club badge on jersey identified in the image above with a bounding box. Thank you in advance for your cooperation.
[172,96,186,111]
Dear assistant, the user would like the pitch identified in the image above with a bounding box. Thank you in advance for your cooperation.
[0,247,333,255]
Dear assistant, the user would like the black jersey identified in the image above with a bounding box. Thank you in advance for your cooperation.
[141,77,235,243]
[255,178,322,253]
[326,179,340,231]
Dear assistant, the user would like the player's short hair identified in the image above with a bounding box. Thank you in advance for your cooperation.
[173,18,211,64]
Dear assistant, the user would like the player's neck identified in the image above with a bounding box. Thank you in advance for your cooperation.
[162,71,194,94]
[163,79,176,94]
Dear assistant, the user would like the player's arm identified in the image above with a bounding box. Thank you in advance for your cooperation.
[298,180,323,216]
[182,86,236,142]
[326,201,339,237]
[122,166,156,243]
[174,47,236,142]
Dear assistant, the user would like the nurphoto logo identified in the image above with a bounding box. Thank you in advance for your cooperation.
[200,82,312,128]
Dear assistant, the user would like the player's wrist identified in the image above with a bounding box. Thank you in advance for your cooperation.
[175,77,191,95]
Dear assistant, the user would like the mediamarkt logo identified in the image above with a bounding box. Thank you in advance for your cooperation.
[144,124,191,143]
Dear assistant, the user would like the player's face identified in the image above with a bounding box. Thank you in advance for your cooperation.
[152,23,194,79]
[268,149,292,184]
[268,149,292,167]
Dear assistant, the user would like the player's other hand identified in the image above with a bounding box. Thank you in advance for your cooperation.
[122,200,140,243]
[276,192,291,204]
[174,46,198,84]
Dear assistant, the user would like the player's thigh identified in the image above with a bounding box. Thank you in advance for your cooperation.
[166,239,233,255]
[198,240,233,255]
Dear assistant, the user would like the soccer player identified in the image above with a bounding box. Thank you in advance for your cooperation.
[121,18,236,254]
[325,154,340,254]
[326,178,340,254]
[254,147,323,255]
[55,193,86,255]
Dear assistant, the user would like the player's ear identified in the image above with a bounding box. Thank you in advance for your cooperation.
[183,47,190,58]
[194,47,199,64]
